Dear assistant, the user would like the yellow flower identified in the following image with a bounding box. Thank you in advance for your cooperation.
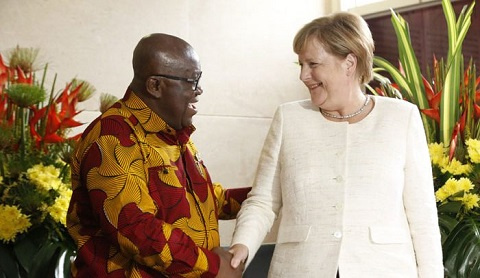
[466,138,480,163]
[46,185,72,226]
[458,177,475,191]
[47,195,70,226]
[436,178,458,202]
[440,158,472,176]
[429,142,446,166]
[57,184,73,199]
[27,163,62,191]
[0,205,32,243]
[462,193,480,211]
[435,177,474,202]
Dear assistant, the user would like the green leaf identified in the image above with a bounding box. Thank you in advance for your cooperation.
[61,247,75,278]
[30,242,62,278]
[13,235,39,274]
[373,57,413,99]
[0,244,20,278]
[438,213,459,245]
[390,10,428,109]
[439,0,475,145]
[438,201,463,214]
[443,216,480,277]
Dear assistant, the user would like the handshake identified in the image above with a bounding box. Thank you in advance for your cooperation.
[213,244,249,278]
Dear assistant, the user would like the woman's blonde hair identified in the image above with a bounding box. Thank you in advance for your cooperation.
[293,12,375,84]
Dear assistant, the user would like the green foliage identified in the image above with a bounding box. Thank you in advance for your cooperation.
[6,84,46,108]
[443,216,480,278]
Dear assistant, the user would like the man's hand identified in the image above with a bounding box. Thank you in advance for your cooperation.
[213,247,244,278]
[228,244,249,269]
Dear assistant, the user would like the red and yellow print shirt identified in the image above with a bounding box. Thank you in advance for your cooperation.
[67,88,250,277]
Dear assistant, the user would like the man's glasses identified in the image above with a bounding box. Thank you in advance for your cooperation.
[152,72,202,91]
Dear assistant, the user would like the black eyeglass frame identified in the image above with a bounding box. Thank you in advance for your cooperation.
[151,72,202,91]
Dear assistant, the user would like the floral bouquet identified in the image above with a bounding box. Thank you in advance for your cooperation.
[369,0,480,276]
[0,46,94,278]
[431,139,480,213]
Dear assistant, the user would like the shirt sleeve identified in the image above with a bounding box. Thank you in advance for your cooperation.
[402,106,444,277]
[77,118,220,277]
[231,106,284,265]
[213,184,252,220]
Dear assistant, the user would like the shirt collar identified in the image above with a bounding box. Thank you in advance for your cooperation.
[122,87,195,142]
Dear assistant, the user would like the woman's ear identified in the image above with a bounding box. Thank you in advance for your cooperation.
[146,77,163,98]
[345,53,357,76]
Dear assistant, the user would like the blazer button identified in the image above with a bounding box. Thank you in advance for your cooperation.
[333,231,342,238]
[334,176,343,183]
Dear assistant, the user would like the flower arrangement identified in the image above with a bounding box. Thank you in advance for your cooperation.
[0,46,94,278]
[369,0,480,276]
[431,139,480,211]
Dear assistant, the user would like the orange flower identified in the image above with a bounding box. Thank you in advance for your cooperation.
[29,82,83,148]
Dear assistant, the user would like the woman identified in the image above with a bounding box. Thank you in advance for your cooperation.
[228,12,443,277]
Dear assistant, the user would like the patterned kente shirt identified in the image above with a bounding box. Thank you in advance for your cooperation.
[67,88,250,277]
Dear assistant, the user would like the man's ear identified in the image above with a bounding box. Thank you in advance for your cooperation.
[345,53,357,76]
[146,77,163,98]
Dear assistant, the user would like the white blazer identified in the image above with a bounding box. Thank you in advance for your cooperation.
[231,96,443,278]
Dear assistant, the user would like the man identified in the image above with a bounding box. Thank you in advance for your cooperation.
[67,33,249,277]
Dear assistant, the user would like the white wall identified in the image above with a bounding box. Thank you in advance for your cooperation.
[0,0,329,245]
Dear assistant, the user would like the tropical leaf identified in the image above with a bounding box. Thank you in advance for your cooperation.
[373,56,413,100]
[62,247,76,278]
[443,216,480,278]
[0,244,20,278]
[390,11,428,109]
[30,241,63,278]
[438,213,459,242]
[12,236,38,274]
[440,0,475,145]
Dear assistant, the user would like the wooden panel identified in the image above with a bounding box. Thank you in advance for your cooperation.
[365,0,480,75]
[347,0,420,16]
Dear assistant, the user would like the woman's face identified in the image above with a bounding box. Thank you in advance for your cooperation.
[297,39,351,109]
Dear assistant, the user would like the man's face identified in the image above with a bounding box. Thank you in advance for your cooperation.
[157,67,202,130]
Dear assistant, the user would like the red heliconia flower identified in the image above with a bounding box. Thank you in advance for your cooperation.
[474,101,480,119]
[0,55,8,87]
[29,105,65,148]
[29,103,83,147]
[423,75,435,102]
[0,93,14,126]
[475,78,480,119]
[419,74,443,123]
[14,66,33,85]
[421,108,440,123]
[0,93,7,118]
[28,82,84,149]
[432,55,440,93]
[459,108,467,135]
[375,87,386,96]
[449,122,461,162]
[29,105,57,146]
[56,82,82,121]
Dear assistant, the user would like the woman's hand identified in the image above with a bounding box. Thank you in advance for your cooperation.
[212,247,244,278]
[228,244,249,268]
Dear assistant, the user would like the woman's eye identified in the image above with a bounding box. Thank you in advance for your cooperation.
[309,63,318,68]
